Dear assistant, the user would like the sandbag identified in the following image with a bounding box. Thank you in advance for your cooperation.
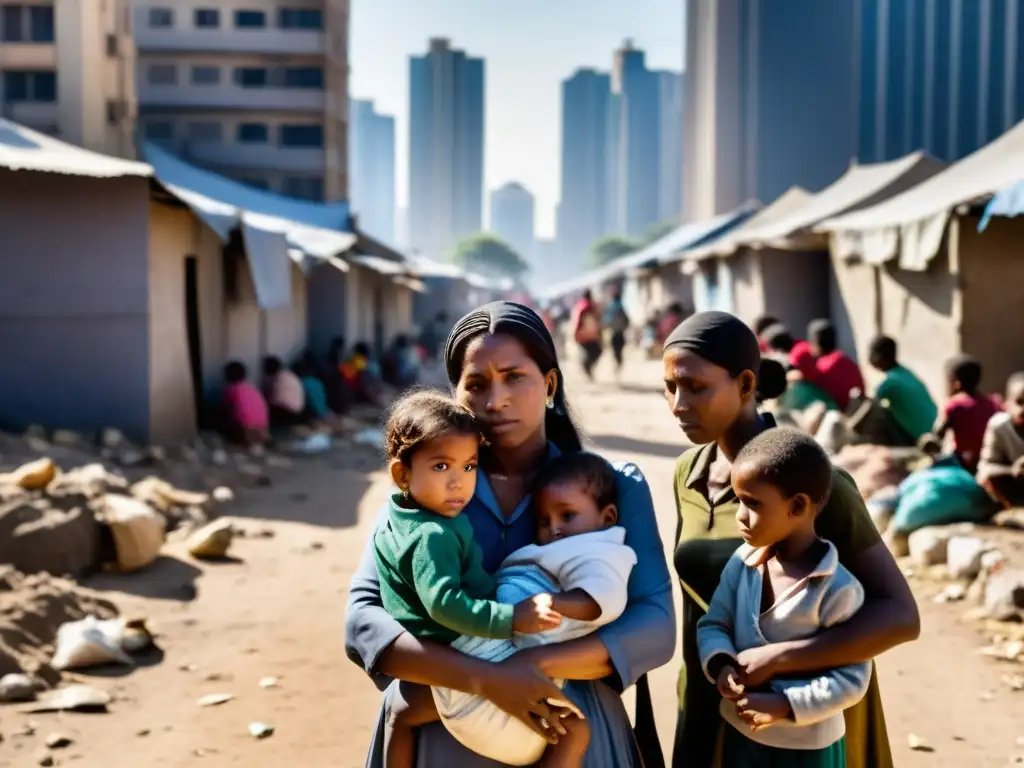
[187,518,234,559]
[98,494,166,572]
[51,616,133,671]
[891,460,995,534]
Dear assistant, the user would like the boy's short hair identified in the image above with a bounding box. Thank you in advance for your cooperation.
[225,360,247,383]
[753,315,780,336]
[868,335,897,363]
[734,427,834,506]
[384,389,479,465]
[807,319,837,354]
[762,323,795,354]
[533,452,618,510]
[944,354,982,392]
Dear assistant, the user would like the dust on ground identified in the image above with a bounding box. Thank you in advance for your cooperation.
[1,357,1022,767]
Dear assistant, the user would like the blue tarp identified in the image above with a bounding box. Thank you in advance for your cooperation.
[979,179,1024,231]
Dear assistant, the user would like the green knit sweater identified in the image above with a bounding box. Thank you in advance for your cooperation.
[373,492,514,643]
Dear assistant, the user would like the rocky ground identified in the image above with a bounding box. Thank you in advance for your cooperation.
[0,358,1022,767]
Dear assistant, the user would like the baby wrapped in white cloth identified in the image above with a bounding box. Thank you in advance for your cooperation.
[433,513,637,763]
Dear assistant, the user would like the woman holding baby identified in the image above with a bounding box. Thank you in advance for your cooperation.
[344,301,676,767]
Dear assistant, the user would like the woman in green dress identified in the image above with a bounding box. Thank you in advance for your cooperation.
[664,311,920,768]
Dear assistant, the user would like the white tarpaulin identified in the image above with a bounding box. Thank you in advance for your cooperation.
[0,118,152,178]
[241,221,292,310]
[819,118,1024,270]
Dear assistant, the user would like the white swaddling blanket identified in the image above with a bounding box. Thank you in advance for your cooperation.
[432,526,637,765]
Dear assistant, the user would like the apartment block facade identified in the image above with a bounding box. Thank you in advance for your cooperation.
[133,0,349,201]
[0,0,136,157]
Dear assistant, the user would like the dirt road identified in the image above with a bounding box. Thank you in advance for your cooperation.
[5,359,1022,767]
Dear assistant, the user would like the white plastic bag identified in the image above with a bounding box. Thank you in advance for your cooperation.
[51,616,133,671]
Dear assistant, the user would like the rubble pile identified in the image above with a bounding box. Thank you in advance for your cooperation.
[0,567,117,685]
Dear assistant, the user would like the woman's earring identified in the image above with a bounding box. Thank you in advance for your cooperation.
[546,399,555,410]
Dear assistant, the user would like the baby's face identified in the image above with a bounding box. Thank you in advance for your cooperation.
[534,481,612,545]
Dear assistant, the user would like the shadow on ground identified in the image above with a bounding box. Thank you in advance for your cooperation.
[589,433,685,459]
[86,555,203,602]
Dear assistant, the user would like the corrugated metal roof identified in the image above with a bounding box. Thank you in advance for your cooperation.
[140,142,357,261]
[0,118,152,178]
[539,205,756,300]
[684,187,813,262]
[820,119,1024,269]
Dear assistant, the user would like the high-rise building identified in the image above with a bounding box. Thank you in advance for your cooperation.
[349,98,395,243]
[611,40,661,236]
[857,0,1024,164]
[683,0,1024,223]
[133,0,350,201]
[657,70,684,223]
[557,68,614,271]
[408,38,485,260]
[489,182,535,262]
[0,0,136,157]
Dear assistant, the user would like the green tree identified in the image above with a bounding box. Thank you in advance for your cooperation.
[452,233,530,281]
[639,219,678,246]
[588,234,637,268]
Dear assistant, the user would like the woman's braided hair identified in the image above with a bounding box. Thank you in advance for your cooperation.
[383,389,480,466]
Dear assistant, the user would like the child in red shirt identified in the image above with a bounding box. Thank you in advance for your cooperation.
[791,319,865,412]
[931,355,1002,473]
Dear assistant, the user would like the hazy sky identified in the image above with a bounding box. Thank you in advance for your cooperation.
[349,0,684,238]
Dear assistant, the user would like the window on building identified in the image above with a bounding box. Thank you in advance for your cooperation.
[188,121,222,142]
[278,8,323,29]
[147,63,177,85]
[29,5,54,42]
[194,8,220,28]
[1,6,22,42]
[283,176,324,201]
[237,123,269,143]
[191,65,221,85]
[148,7,174,28]
[234,67,267,88]
[2,70,56,103]
[234,10,266,28]
[279,124,323,147]
[282,66,323,89]
[144,121,174,141]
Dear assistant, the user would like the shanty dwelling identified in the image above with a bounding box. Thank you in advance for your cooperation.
[541,207,755,320]
[306,233,421,358]
[410,256,515,328]
[141,142,358,383]
[686,152,946,348]
[0,119,230,444]
[819,119,1024,400]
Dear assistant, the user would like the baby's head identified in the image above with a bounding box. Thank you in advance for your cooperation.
[731,428,833,549]
[532,452,618,545]
[384,390,480,518]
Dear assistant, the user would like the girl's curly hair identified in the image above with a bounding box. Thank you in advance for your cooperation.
[384,389,480,465]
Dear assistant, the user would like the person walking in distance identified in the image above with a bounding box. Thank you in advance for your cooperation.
[571,289,603,381]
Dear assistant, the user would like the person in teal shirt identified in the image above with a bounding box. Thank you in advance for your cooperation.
[867,335,938,443]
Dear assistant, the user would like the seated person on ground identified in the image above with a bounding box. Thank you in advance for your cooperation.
[761,324,837,414]
[928,355,1001,474]
[293,358,330,422]
[340,342,386,406]
[790,319,865,412]
[977,372,1024,509]
[262,356,307,427]
[221,361,269,446]
[849,335,937,447]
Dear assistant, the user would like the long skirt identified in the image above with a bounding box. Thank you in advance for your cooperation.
[721,726,846,768]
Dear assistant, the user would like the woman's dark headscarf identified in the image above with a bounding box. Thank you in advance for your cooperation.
[664,310,786,400]
[444,301,583,452]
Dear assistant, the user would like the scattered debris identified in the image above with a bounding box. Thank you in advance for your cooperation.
[51,616,134,671]
[248,721,274,739]
[934,583,967,603]
[187,519,235,560]
[258,676,278,689]
[946,536,993,580]
[1003,674,1024,691]
[94,494,166,573]
[197,693,235,708]
[36,751,54,766]
[211,486,234,503]
[984,569,1024,621]
[44,733,73,749]
[0,672,36,702]
[21,684,111,713]
[981,640,1024,662]
[908,527,954,567]
[908,733,934,752]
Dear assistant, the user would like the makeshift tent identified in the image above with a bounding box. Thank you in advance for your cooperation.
[817,119,1024,399]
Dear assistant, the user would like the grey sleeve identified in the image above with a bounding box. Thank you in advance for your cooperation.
[344,509,407,691]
